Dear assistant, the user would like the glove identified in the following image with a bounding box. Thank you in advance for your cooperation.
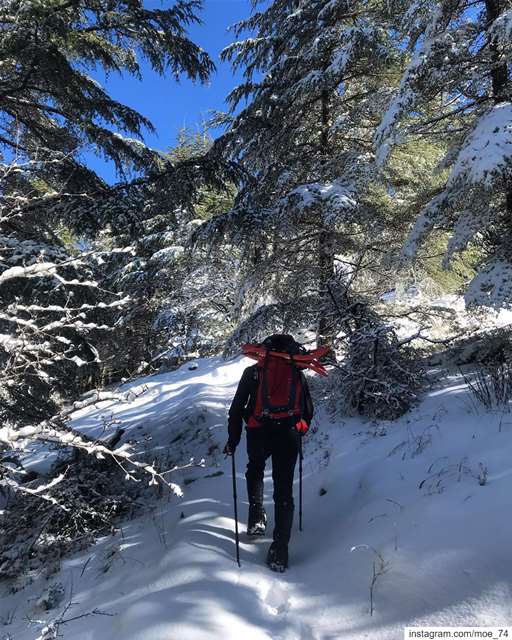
[295,419,309,434]
[223,441,235,456]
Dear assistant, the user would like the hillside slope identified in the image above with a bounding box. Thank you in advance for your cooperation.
[2,357,512,639]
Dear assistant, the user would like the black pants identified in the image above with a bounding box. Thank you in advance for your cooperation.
[245,421,299,546]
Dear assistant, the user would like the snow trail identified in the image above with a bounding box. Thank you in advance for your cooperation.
[3,357,512,639]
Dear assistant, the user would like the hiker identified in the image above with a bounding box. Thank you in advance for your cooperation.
[223,334,315,573]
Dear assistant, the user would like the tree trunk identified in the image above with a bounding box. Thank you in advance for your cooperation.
[485,0,512,224]
[317,87,335,345]
[485,0,509,102]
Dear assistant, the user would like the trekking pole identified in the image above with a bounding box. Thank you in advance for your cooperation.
[299,434,303,532]
[231,451,241,567]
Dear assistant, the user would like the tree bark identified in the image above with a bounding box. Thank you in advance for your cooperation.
[485,0,512,225]
[485,0,509,103]
[317,87,335,345]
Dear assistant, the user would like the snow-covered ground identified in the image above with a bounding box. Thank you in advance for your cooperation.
[2,356,512,639]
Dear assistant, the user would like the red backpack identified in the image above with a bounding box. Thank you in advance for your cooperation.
[247,355,303,426]
[242,337,329,428]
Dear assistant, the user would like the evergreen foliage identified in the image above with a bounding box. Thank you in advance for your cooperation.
[195,0,422,417]
[376,0,512,307]
[1,0,510,587]
[0,0,222,523]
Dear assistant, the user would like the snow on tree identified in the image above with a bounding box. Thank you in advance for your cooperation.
[0,1,224,551]
[96,129,239,374]
[198,0,407,347]
[375,0,512,308]
[178,0,423,419]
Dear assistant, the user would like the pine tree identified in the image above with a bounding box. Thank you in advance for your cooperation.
[0,0,219,507]
[202,0,405,344]
[0,0,216,408]
[96,128,238,375]
[376,0,512,307]
[0,0,212,170]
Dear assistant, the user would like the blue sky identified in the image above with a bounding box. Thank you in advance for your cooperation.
[83,0,253,183]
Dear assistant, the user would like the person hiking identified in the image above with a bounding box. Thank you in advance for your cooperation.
[223,334,315,573]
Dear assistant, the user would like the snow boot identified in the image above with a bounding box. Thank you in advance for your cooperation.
[266,542,288,572]
[247,503,267,536]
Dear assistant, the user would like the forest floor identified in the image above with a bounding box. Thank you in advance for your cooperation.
[2,356,512,639]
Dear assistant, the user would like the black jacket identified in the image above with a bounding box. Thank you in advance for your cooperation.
[227,364,314,448]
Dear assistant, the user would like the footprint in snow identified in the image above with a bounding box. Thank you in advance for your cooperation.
[272,622,318,640]
[260,583,320,640]
[262,580,291,615]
